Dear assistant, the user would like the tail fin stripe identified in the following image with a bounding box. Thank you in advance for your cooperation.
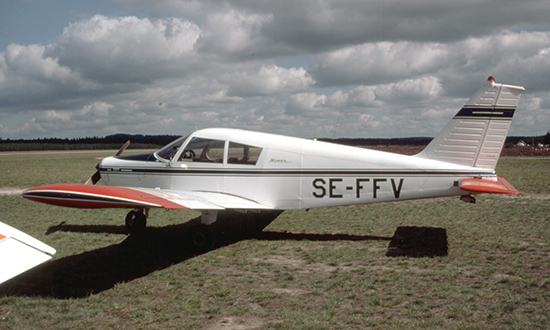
[455,107,515,118]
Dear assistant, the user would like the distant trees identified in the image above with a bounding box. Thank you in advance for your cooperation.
[1,133,549,151]
[0,134,180,151]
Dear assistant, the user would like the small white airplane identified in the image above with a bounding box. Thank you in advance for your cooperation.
[1,77,525,284]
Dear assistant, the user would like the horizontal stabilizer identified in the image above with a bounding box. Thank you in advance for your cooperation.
[459,176,521,194]
[0,221,56,284]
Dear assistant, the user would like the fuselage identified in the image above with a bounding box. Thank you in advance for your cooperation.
[98,128,495,210]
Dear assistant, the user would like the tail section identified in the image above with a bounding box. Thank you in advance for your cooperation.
[416,77,525,169]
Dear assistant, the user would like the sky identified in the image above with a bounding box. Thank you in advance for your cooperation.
[1,0,550,140]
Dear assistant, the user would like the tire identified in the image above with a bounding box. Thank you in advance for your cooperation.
[125,209,147,234]
[192,224,215,252]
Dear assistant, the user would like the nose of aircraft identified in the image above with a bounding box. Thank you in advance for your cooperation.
[84,140,130,185]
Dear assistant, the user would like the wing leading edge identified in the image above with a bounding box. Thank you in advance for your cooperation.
[22,183,272,210]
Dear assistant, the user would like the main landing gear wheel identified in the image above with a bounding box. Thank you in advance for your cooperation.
[192,224,215,252]
[125,209,147,234]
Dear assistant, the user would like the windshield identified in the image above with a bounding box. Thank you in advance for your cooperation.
[154,135,188,161]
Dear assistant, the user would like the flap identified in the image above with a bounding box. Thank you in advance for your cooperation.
[161,190,273,210]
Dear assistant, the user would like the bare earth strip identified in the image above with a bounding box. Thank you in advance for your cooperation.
[0,188,25,196]
[0,149,154,156]
[0,150,121,156]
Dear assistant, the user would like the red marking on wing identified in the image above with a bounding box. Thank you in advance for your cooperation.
[22,184,188,209]
[0,234,6,241]
[459,176,521,194]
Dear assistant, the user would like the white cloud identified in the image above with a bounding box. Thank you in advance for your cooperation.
[309,42,451,87]
[46,15,201,84]
[196,9,273,58]
[227,65,313,97]
[373,76,443,104]
[0,43,86,108]
[2,2,550,139]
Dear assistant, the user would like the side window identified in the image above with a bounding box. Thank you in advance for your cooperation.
[179,138,225,163]
[227,142,262,165]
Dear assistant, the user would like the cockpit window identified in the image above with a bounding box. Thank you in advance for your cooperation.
[227,142,262,165]
[179,137,225,163]
[155,136,187,161]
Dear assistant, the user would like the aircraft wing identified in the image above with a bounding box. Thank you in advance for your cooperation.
[22,183,273,210]
[0,221,56,284]
[459,176,521,195]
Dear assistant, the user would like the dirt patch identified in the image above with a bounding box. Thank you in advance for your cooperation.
[204,316,265,330]
[0,188,24,196]
[250,255,305,269]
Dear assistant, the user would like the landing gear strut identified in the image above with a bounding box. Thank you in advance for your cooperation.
[188,210,218,252]
[125,209,147,234]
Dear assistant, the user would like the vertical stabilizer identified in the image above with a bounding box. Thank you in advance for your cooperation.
[415,77,525,169]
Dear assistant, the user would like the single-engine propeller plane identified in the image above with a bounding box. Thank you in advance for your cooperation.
[1,77,525,284]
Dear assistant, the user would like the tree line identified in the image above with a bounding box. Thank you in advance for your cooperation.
[1,132,549,152]
[0,134,180,151]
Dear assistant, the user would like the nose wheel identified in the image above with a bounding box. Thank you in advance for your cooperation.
[125,209,147,234]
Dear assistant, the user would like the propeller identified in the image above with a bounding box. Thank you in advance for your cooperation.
[115,140,131,157]
[85,140,130,185]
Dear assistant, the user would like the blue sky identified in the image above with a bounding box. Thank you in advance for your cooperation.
[1,0,550,139]
[1,1,124,49]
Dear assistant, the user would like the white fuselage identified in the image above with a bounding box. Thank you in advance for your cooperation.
[98,128,495,210]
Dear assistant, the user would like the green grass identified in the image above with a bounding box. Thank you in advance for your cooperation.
[1,151,549,329]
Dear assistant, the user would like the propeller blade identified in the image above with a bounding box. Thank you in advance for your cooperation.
[85,170,102,185]
[116,140,130,156]
[85,140,131,185]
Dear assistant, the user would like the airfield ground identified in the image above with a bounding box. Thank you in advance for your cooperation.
[0,150,549,329]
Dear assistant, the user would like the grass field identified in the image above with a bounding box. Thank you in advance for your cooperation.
[0,151,549,329]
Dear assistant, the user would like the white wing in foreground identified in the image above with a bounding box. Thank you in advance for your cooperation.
[0,221,56,284]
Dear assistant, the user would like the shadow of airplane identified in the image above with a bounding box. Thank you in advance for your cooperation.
[0,213,390,299]
[45,222,128,235]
